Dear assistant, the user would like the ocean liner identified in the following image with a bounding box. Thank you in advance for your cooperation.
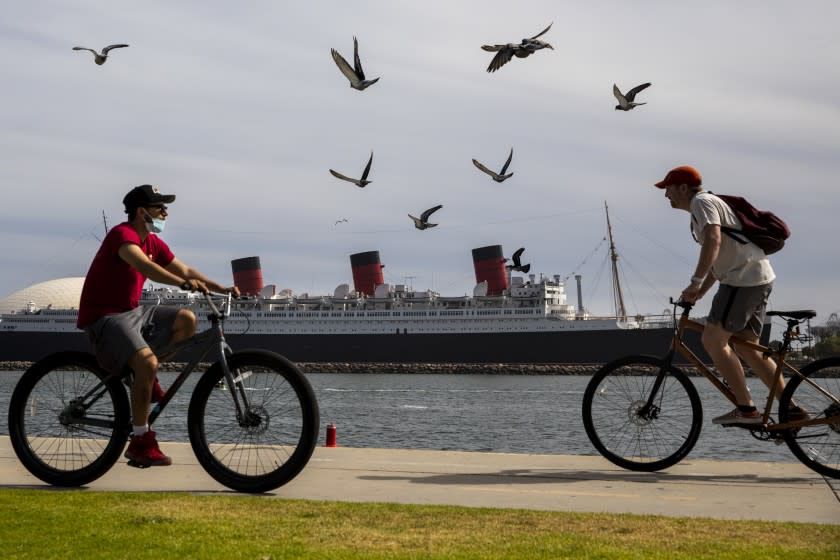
[1,209,713,364]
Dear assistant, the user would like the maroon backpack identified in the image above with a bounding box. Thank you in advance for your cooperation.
[712,193,791,255]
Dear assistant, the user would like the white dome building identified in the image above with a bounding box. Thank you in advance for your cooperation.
[0,277,85,315]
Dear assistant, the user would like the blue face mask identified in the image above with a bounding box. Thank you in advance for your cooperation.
[143,210,166,234]
[148,218,166,234]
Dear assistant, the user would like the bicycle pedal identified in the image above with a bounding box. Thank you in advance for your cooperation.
[126,459,151,469]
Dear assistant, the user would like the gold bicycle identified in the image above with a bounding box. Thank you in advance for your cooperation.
[582,299,840,478]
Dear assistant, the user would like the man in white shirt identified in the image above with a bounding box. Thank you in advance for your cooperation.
[655,165,801,424]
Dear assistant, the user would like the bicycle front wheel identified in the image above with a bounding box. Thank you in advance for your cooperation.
[7,351,131,486]
[188,350,320,493]
[582,355,703,471]
[779,356,840,479]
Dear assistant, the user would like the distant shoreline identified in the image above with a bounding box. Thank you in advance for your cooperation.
[0,360,604,375]
[2,360,830,376]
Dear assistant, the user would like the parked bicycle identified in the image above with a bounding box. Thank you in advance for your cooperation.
[582,299,840,478]
[7,292,320,493]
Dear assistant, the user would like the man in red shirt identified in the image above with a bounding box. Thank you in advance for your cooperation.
[78,184,239,467]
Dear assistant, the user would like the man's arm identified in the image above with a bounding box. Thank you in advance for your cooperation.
[165,257,240,296]
[681,224,721,303]
[118,244,188,287]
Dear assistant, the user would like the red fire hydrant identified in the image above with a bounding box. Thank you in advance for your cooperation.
[325,422,337,447]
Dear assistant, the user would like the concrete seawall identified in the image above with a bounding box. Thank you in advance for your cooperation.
[3,360,830,376]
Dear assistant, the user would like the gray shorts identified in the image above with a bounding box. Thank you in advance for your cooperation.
[708,282,772,338]
[85,305,180,374]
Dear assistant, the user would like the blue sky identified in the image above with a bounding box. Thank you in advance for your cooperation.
[1,1,838,326]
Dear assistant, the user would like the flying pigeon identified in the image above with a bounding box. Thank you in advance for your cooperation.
[613,82,651,111]
[408,205,443,230]
[72,44,129,65]
[330,36,380,91]
[472,148,514,182]
[329,152,374,187]
[481,23,553,73]
[506,247,531,273]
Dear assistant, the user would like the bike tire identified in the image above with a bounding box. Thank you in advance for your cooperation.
[7,351,131,486]
[188,349,320,493]
[582,355,703,472]
[779,356,840,479]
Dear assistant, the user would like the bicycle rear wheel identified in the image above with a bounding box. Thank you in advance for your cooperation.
[582,355,703,471]
[188,349,320,493]
[779,356,840,479]
[7,351,130,486]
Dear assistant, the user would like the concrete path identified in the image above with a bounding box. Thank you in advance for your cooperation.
[1,436,837,524]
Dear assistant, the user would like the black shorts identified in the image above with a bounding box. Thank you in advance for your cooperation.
[84,305,179,373]
[708,282,772,338]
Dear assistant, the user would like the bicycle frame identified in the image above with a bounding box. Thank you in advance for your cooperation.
[653,301,839,432]
[74,292,254,430]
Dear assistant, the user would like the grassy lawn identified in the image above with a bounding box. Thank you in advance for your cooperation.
[1,488,837,559]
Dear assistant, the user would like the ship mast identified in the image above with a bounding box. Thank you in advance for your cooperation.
[605,201,627,321]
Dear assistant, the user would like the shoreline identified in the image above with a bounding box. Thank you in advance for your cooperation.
[1,360,830,376]
[0,360,687,375]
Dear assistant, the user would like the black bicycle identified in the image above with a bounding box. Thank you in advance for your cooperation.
[7,292,320,493]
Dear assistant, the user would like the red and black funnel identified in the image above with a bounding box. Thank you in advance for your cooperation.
[231,256,264,296]
[472,245,508,296]
[350,250,384,296]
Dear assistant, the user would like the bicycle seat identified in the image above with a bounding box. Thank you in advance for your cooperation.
[766,310,816,321]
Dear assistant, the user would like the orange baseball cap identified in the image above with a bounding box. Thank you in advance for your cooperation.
[654,165,702,188]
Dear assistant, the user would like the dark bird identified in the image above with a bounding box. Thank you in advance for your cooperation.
[613,82,651,111]
[329,152,374,187]
[408,205,443,230]
[472,148,514,182]
[72,44,129,65]
[481,23,553,73]
[334,218,349,225]
[331,36,380,91]
[506,247,531,273]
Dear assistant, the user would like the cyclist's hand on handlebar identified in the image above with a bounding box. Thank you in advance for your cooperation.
[224,286,241,298]
[183,279,210,294]
[680,283,701,304]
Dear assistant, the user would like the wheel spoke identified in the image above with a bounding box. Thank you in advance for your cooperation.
[583,357,702,471]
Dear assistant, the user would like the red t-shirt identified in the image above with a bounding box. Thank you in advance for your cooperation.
[77,222,174,328]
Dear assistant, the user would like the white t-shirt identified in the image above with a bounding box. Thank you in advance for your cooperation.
[689,191,775,287]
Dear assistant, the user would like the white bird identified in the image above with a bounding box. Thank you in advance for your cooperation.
[408,205,443,230]
[72,44,129,65]
[613,82,651,111]
[472,148,514,182]
[331,37,380,91]
[329,152,374,187]
[481,23,553,73]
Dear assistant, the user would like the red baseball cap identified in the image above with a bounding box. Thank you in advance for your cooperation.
[654,165,702,189]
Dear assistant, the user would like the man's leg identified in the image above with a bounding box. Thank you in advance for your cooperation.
[702,321,753,406]
[154,309,196,362]
[128,347,158,430]
[736,335,783,401]
[125,346,171,466]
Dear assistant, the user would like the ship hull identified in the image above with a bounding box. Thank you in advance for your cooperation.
[0,328,710,365]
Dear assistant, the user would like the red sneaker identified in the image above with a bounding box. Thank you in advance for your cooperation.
[151,378,166,403]
[124,430,172,467]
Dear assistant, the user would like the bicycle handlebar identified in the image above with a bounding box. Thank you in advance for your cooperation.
[669,297,694,320]
[202,291,233,318]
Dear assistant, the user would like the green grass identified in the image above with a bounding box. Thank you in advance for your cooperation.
[1,488,837,559]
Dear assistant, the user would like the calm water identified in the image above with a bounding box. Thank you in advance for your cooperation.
[0,371,796,463]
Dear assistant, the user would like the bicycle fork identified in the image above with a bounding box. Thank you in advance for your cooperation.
[637,351,676,421]
[216,340,260,428]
